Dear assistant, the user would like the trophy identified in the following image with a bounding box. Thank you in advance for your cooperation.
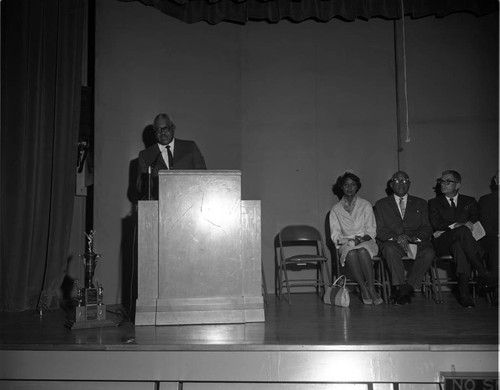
[82,230,100,288]
[70,230,113,329]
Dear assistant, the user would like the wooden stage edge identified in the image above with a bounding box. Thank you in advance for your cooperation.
[0,293,498,388]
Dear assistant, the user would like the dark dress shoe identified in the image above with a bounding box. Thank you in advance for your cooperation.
[459,294,475,308]
[392,284,413,305]
[394,292,411,305]
[399,284,414,297]
[390,286,400,304]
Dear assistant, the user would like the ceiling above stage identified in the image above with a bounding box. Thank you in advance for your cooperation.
[119,0,498,24]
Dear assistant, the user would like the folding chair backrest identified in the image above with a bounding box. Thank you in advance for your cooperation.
[279,225,325,256]
[279,225,322,242]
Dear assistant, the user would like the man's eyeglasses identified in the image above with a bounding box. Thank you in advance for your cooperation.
[439,179,457,185]
[155,125,175,133]
[391,178,410,185]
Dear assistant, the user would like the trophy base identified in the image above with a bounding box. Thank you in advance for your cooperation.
[68,318,116,330]
[67,304,116,330]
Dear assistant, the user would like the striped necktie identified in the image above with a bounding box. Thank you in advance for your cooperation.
[399,197,406,218]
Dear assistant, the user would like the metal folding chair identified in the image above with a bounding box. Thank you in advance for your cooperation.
[433,255,479,303]
[277,225,331,304]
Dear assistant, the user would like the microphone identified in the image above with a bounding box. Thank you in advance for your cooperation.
[147,166,152,200]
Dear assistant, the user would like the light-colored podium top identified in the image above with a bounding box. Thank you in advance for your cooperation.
[158,170,242,176]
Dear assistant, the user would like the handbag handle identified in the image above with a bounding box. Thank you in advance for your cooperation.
[332,275,347,287]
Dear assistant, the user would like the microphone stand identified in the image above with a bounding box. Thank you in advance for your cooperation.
[147,150,162,200]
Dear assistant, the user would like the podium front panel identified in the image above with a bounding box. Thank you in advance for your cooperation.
[158,171,243,301]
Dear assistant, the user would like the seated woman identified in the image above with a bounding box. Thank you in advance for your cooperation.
[329,172,383,305]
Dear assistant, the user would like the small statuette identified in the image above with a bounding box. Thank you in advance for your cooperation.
[98,286,104,306]
[75,281,85,307]
[77,287,85,307]
[85,229,95,252]
[80,230,101,288]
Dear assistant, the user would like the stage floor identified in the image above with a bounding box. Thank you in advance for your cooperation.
[0,292,498,388]
[0,291,497,350]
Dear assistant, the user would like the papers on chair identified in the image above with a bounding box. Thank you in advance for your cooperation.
[406,243,418,260]
[472,221,486,241]
[433,221,485,241]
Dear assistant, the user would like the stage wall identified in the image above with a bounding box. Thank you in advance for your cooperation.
[89,0,498,304]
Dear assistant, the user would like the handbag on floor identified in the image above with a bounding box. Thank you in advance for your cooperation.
[323,275,350,307]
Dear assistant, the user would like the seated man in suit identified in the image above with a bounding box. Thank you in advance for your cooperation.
[136,113,207,199]
[429,170,497,308]
[374,171,436,305]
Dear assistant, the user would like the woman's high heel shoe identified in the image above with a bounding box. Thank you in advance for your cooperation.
[361,292,373,305]
[368,288,383,305]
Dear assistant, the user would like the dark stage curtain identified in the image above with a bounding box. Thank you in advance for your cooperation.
[0,0,85,311]
[120,0,498,24]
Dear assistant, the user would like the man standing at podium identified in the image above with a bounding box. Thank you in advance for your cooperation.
[136,113,207,199]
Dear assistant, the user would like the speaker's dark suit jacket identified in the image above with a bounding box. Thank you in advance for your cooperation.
[374,195,433,242]
[428,194,479,232]
[136,139,207,199]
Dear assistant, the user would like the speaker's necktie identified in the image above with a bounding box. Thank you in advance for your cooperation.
[399,197,406,218]
[165,145,173,169]
[450,198,456,209]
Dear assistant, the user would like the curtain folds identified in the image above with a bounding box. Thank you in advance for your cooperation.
[0,0,85,311]
[120,0,498,24]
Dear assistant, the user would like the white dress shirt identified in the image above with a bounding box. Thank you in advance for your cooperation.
[158,138,175,169]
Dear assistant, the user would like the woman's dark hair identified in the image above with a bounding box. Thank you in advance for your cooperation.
[332,172,361,197]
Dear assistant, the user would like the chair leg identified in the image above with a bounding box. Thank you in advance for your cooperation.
[324,261,332,286]
[430,261,443,303]
[384,265,390,303]
[316,266,320,295]
[279,264,289,302]
[277,266,281,299]
[261,258,269,305]
[318,264,324,296]
[321,261,330,295]
[374,261,381,300]
[471,270,478,302]
[377,261,389,304]
[282,265,292,304]
[425,272,431,298]
[424,272,432,299]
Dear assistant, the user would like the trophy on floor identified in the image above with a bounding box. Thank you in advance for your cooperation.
[70,230,114,330]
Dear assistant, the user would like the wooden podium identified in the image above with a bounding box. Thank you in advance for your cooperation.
[135,170,265,325]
